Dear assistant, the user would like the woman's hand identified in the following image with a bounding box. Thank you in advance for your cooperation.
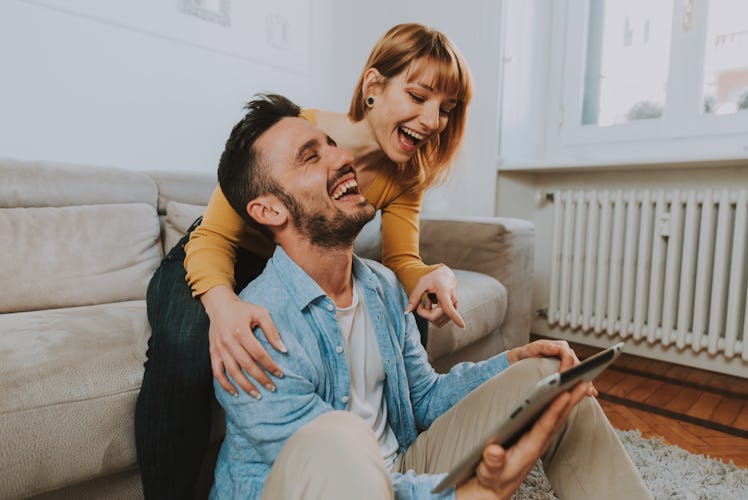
[405,266,465,329]
[507,339,597,397]
[201,285,287,399]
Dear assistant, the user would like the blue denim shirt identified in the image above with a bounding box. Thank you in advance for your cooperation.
[211,247,510,499]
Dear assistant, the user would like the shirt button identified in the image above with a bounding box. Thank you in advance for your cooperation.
[336,346,344,354]
[326,303,334,311]
[341,395,349,403]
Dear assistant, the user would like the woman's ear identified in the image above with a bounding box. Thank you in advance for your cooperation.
[362,68,384,99]
[247,195,287,228]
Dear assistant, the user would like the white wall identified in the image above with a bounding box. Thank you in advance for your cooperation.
[0,0,503,218]
[0,0,337,173]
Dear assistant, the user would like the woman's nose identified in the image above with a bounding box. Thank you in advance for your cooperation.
[420,103,440,131]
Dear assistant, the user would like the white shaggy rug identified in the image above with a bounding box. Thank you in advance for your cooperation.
[513,429,748,500]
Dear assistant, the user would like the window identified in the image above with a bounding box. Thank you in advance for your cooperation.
[701,1,748,116]
[546,0,748,162]
[581,0,674,127]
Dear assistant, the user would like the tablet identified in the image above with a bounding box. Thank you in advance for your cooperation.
[432,342,624,494]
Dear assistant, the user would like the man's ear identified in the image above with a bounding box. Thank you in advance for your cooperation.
[247,195,287,228]
[362,68,384,99]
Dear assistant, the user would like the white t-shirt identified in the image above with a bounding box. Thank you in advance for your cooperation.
[336,283,400,469]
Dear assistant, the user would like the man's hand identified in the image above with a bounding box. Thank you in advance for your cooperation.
[455,381,592,500]
[507,339,578,370]
[405,266,465,329]
[201,285,287,399]
[507,339,598,397]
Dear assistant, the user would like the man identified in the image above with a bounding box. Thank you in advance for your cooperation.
[211,94,651,499]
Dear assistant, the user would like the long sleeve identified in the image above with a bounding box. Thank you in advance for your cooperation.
[215,346,332,464]
[183,186,274,296]
[375,179,442,294]
[404,310,510,430]
[388,278,510,430]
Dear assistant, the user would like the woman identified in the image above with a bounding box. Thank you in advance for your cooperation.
[135,23,473,498]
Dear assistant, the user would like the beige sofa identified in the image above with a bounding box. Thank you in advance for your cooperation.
[0,159,534,499]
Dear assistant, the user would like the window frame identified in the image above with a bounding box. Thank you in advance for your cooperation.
[505,0,748,166]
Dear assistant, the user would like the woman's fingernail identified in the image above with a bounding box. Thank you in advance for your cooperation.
[278,341,288,353]
[232,392,238,398]
[250,390,261,400]
[265,383,276,392]
[275,371,284,378]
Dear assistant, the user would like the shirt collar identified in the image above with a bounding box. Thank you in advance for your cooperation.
[351,254,379,292]
[269,246,379,310]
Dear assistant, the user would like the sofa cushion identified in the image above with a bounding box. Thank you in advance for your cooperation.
[148,171,215,215]
[0,301,148,498]
[426,270,507,361]
[164,200,206,252]
[29,470,143,500]
[0,204,161,313]
[0,159,157,209]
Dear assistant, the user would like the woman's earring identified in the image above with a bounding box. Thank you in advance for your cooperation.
[366,96,375,107]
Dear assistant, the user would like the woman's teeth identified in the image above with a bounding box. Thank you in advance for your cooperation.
[399,126,425,142]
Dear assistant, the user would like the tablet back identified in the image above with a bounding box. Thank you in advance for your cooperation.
[432,343,624,494]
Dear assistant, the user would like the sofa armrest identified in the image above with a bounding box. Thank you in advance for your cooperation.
[419,216,535,350]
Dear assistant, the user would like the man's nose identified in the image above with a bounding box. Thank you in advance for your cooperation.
[330,146,354,170]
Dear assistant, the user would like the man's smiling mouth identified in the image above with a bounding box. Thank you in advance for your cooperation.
[328,167,361,201]
[331,179,360,200]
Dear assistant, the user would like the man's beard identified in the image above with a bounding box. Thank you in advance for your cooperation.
[275,188,376,249]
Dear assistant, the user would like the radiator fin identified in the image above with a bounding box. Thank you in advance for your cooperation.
[548,189,747,361]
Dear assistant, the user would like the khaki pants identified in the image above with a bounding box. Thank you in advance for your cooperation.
[262,358,652,500]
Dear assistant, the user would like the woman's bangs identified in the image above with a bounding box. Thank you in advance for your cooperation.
[407,56,467,101]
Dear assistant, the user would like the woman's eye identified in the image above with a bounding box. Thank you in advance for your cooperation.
[408,92,425,103]
[305,153,319,162]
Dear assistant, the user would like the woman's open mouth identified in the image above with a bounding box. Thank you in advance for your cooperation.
[397,126,425,152]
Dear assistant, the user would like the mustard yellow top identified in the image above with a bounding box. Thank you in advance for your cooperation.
[184,109,441,297]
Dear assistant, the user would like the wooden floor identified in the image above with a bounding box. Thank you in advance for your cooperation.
[566,340,748,467]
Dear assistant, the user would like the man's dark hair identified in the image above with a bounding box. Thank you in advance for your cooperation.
[217,94,301,235]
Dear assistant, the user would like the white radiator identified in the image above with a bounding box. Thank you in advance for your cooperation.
[548,189,747,361]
